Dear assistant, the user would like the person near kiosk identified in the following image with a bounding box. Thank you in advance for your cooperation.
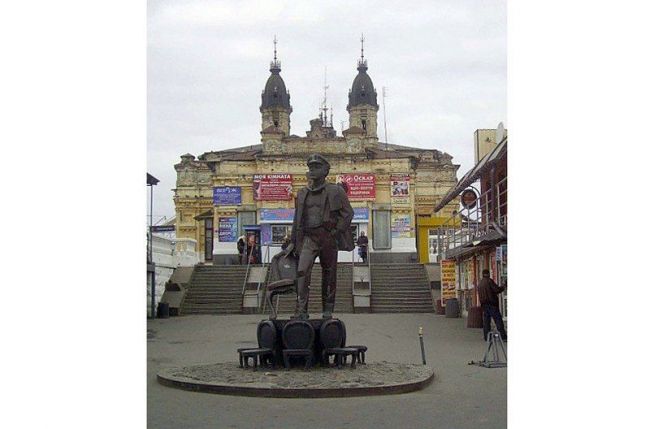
[477,269,507,342]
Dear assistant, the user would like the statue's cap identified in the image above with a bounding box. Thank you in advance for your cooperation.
[307,153,330,167]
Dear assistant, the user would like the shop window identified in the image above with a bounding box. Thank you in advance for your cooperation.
[271,225,291,244]
[372,210,391,250]
[237,211,256,237]
[350,225,359,243]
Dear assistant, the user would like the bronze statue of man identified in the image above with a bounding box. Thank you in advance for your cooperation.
[290,154,354,320]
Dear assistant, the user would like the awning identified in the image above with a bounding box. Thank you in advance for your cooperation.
[445,244,492,259]
[434,136,507,212]
[444,226,506,259]
[470,227,507,247]
[194,209,213,221]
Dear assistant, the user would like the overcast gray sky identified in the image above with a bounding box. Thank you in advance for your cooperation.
[147,0,506,222]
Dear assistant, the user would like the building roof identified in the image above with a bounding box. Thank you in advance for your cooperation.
[347,60,378,109]
[434,135,507,212]
[196,141,454,164]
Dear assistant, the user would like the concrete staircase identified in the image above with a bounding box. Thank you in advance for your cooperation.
[178,263,433,315]
[272,264,354,316]
[370,263,434,313]
[180,265,248,315]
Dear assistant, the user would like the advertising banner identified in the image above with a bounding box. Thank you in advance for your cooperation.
[213,186,242,205]
[259,208,295,223]
[336,174,375,200]
[353,207,369,222]
[253,174,293,201]
[441,259,457,304]
[390,174,410,204]
[391,213,412,238]
[217,217,237,242]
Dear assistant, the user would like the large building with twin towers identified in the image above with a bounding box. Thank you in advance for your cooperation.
[173,37,460,265]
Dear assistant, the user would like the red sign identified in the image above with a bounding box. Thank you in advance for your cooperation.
[253,174,293,201]
[336,174,376,200]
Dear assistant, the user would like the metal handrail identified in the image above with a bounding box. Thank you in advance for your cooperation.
[351,241,372,297]
[255,244,280,308]
[241,248,253,297]
[438,176,507,257]
[367,246,372,295]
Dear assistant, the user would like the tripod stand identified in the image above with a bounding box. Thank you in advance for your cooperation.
[477,331,507,368]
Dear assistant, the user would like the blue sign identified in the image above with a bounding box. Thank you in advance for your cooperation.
[261,224,273,245]
[213,187,242,205]
[151,225,175,233]
[353,208,369,222]
[259,208,295,223]
[218,217,237,242]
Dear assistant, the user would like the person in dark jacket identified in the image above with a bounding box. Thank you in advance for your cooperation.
[236,235,246,265]
[477,269,507,341]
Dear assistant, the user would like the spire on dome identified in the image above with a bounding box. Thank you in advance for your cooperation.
[270,35,281,73]
[357,33,368,71]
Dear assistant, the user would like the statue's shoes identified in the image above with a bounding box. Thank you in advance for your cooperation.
[291,313,309,320]
[322,311,333,319]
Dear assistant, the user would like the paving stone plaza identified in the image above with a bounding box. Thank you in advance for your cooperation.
[148,313,507,428]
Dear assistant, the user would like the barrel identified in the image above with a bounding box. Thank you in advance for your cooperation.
[445,298,460,318]
[467,306,483,328]
[157,302,170,319]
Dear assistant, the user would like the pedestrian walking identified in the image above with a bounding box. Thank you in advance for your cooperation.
[477,269,507,342]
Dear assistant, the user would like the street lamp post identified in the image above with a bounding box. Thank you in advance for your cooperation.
[147,173,160,318]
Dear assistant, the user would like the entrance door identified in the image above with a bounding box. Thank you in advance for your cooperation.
[204,218,213,261]
[427,229,439,263]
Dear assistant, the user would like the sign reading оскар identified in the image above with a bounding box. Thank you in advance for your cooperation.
[336,173,375,200]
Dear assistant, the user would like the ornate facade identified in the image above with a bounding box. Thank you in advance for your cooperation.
[174,41,460,264]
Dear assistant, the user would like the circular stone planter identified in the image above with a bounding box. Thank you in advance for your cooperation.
[157,361,434,398]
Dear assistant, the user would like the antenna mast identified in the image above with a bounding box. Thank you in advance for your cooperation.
[321,66,330,127]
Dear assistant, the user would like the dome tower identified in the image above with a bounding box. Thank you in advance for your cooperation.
[347,34,379,141]
[260,36,292,136]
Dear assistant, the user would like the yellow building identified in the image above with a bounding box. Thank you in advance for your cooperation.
[173,43,460,264]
